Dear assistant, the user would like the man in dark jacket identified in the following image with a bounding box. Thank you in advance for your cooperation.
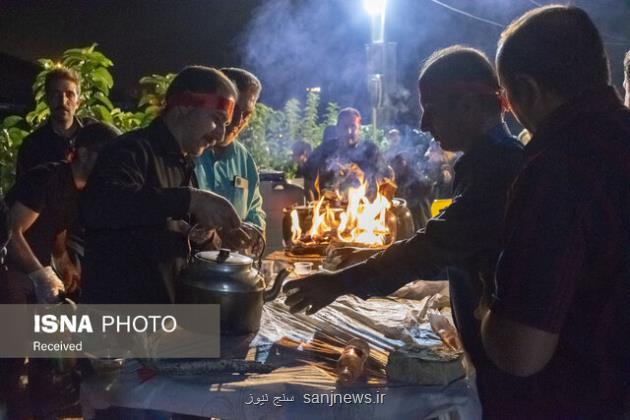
[16,68,86,178]
[481,6,630,417]
[284,46,523,414]
[1,122,118,419]
[80,66,245,304]
[303,108,390,200]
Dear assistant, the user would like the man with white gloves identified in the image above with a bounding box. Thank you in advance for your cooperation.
[3,122,119,304]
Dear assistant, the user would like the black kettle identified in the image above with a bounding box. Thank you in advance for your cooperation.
[176,249,291,335]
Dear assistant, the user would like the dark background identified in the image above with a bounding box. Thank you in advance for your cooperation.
[2,0,630,126]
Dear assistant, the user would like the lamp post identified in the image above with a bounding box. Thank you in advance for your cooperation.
[363,0,396,139]
[363,0,387,42]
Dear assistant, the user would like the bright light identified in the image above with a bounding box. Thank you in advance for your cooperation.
[363,0,387,16]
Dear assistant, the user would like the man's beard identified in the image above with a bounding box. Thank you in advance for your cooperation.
[51,108,72,123]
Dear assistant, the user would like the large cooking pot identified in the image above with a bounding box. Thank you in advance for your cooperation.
[282,197,416,247]
[176,249,291,335]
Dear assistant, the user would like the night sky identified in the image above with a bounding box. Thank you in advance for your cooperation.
[2,0,630,124]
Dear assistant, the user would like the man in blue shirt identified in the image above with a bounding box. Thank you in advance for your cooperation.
[284,46,523,416]
[195,68,265,252]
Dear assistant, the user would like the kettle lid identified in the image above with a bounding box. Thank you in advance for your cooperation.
[196,249,252,268]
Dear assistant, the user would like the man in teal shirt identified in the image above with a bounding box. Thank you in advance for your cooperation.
[195,68,265,251]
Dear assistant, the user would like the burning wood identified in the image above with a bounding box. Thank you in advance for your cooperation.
[288,174,397,255]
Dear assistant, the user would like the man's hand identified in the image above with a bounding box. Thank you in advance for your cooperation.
[218,226,252,252]
[56,253,81,294]
[167,219,220,247]
[29,266,65,304]
[220,222,263,255]
[282,271,350,315]
[189,189,242,231]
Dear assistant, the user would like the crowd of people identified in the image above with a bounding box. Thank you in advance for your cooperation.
[0,4,628,419]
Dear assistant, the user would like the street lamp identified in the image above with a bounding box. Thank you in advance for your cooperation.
[363,0,390,139]
[363,0,387,15]
[363,0,387,43]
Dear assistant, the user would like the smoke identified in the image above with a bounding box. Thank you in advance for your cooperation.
[238,0,630,125]
[238,0,371,111]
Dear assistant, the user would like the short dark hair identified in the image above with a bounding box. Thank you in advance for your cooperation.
[45,67,81,94]
[166,66,237,100]
[75,122,120,153]
[624,50,630,79]
[292,139,312,156]
[337,107,361,123]
[497,5,610,99]
[220,67,262,97]
[419,45,501,113]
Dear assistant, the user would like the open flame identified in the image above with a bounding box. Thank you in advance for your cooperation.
[290,176,393,248]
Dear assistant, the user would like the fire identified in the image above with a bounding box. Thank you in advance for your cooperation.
[291,177,393,248]
[290,209,302,243]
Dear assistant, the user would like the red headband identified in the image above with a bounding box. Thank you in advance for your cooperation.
[165,92,235,121]
[421,81,510,112]
[421,81,499,98]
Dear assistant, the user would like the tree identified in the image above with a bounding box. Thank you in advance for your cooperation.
[0,44,382,193]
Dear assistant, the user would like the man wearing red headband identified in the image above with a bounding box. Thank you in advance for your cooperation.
[79,66,245,304]
[284,46,523,416]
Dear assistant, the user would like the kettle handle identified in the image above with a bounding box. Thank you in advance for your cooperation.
[263,268,292,303]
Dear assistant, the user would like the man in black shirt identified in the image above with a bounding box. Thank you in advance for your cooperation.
[80,66,245,304]
[5,122,119,303]
[284,47,523,415]
[303,108,390,199]
[16,67,86,178]
[1,122,119,419]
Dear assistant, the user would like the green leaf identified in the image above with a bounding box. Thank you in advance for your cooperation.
[7,127,28,144]
[89,75,110,95]
[143,106,162,119]
[86,51,113,67]
[92,67,114,88]
[139,75,162,85]
[93,91,114,110]
[64,47,88,56]
[91,104,113,123]
[34,89,46,103]
[138,94,160,108]
[37,58,55,69]
[2,116,24,129]
[26,101,50,126]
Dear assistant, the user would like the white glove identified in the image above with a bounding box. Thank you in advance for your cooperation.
[29,266,65,304]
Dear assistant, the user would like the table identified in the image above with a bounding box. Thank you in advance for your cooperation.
[81,281,481,419]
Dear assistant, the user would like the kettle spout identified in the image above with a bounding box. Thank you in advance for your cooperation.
[264,268,292,302]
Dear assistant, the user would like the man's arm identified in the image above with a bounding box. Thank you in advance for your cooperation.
[52,230,80,293]
[284,175,511,314]
[284,141,522,314]
[481,309,559,377]
[343,175,508,298]
[7,202,44,274]
[8,201,66,303]
[80,140,191,230]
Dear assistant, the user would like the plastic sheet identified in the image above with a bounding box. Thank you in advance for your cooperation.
[80,281,481,419]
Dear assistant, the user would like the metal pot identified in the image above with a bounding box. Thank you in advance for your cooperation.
[176,249,291,335]
[282,197,416,247]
